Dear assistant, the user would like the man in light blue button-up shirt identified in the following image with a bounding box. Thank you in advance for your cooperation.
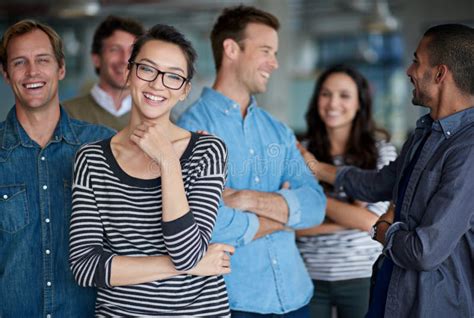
[179,6,326,316]
[0,20,113,317]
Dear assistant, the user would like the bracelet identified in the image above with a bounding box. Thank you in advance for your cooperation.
[374,220,392,227]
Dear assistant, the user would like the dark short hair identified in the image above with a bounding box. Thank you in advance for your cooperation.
[91,15,144,74]
[305,64,389,175]
[128,24,197,81]
[0,19,64,72]
[423,24,474,95]
[210,5,279,71]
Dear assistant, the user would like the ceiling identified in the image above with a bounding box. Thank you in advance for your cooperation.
[0,1,401,19]
[0,0,403,36]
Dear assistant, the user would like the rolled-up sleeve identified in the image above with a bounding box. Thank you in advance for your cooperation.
[277,188,301,226]
[383,144,474,271]
[278,133,326,229]
[211,205,259,247]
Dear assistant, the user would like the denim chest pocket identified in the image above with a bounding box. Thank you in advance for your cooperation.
[0,184,29,233]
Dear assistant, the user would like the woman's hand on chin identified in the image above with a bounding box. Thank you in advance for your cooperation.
[130,122,178,165]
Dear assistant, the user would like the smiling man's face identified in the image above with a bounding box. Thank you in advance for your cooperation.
[3,29,65,112]
[234,23,279,95]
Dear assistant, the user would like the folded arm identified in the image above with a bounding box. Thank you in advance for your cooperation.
[384,145,474,271]
[222,182,290,224]
[69,148,234,288]
[296,218,347,236]
[110,243,234,286]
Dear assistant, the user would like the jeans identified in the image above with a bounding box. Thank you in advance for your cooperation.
[231,305,309,318]
[309,278,370,318]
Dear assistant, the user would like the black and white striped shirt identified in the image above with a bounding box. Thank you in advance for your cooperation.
[297,140,397,281]
[69,133,230,317]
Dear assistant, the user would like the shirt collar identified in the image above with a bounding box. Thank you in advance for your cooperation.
[415,113,434,130]
[1,106,81,150]
[90,83,132,117]
[200,87,258,115]
[57,106,82,145]
[419,106,474,139]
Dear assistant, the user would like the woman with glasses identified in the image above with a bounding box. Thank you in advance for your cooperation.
[69,24,232,317]
[295,65,397,318]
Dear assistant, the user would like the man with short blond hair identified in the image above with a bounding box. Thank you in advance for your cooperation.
[0,19,113,317]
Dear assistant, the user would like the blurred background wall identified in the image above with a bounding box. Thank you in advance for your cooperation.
[0,0,472,146]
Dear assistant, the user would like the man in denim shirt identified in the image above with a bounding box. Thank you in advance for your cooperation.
[179,6,326,317]
[0,20,113,317]
[308,24,474,317]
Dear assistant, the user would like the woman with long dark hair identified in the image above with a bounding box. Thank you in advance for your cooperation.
[296,64,396,318]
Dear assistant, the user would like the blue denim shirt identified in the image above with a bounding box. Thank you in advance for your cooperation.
[0,106,114,317]
[336,108,474,318]
[178,87,326,314]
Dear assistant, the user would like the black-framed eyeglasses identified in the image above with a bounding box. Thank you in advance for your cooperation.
[130,61,188,90]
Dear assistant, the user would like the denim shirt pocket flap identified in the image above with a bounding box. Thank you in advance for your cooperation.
[0,148,12,163]
[0,184,29,233]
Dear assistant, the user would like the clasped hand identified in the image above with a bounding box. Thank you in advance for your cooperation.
[187,243,235,276]
[130,122,179,166]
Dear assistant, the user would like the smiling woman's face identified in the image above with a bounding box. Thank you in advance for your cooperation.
[317,72,359,131]
[128,39,190,121]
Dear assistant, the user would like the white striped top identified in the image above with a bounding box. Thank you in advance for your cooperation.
[69,133,230,317]
[297,140,397,281]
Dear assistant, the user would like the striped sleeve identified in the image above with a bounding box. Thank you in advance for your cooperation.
[69,145,115,288]
[162,136,228,271]
[366,140,398,215]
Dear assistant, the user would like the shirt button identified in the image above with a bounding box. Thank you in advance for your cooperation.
[46,249,51,255]
[249,148,255,155]
[46,281,52,287]
[255,177,260,183]
[3,194,7,200]
[47,314,51,318]
[55,136,60,141]
[446,131,451,136]
[272,259,277,265]
[233,104,239,109]
[41,156,46,161]
[43,185,48,190]
[224,109,229,114]
[45,218,50,223]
